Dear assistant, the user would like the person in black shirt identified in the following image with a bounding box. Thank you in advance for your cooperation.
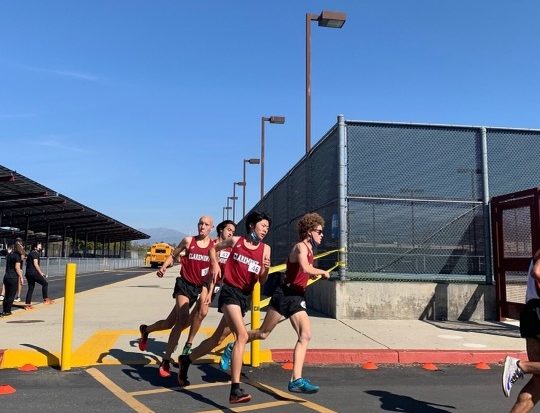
[24,242,53,308]
[2,242,24,316]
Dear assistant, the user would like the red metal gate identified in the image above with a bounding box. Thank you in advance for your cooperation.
[492,188,540,320]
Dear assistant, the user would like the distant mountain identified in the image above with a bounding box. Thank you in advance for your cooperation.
[135,227,188,246]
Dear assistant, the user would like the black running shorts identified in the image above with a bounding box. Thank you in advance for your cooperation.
[173,277,202,308]
[269,285,307,319]
[218,283,250,316]
[520,298,540,338]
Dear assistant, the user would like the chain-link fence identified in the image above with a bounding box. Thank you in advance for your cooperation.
[239,118,540,283]
[237,125,341,273]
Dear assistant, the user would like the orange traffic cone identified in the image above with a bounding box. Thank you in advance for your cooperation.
[0,384,16,395]
[475,362,490,370]
[362,361,379,370]
[281,361,293,370]
[18,364,38,372]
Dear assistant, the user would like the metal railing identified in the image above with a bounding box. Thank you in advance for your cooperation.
[0,257,144,277]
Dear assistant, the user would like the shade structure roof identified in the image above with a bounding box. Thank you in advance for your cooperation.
[0,164,149,243]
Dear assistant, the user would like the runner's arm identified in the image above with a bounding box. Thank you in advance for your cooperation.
[157,237,190,277]
[209,236,239,284]
[295,243,330,279]
[258,244,272,285]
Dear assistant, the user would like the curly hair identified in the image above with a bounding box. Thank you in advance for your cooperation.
[297,213,325,240]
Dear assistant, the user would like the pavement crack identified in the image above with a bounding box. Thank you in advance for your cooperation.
[337,320,390,349]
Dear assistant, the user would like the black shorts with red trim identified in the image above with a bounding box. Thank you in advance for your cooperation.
[218,283,250,316]
[269,285,307,319]
[173,277,203,308]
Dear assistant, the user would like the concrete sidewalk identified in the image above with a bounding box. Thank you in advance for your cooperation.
[0,268,527,369]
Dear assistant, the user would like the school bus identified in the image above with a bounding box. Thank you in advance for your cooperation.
[145,242,173,268]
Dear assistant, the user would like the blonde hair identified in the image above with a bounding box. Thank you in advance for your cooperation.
[297,213,325,240]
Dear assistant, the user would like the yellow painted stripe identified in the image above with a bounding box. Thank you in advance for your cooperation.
[129,381,231,396]
[86,367,154,413]
[246,379,338,413]
[195,400,293,413]
[71,331,121,366]
[0,349,59,368]
[0,327,273,369]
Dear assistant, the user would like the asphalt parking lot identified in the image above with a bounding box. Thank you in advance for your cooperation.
[0,362,521,412]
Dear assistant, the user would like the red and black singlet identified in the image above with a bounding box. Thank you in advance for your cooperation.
[218,247,232,276]
[223,237,265,293]
[284,242,313,294]
[180,237,215,286]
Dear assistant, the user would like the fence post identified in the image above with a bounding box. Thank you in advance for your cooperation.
[338,114,348,280]
[480,127,493,285]
[61,263,77,371]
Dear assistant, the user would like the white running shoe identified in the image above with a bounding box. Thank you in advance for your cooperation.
[502,356,524,397]
[14,297,21,302]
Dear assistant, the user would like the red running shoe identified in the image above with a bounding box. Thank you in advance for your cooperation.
[159,359,171,378]
[43,298,54,305]
[138,324,149,351]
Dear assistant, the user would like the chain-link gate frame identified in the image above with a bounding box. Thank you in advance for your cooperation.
[492,188,540,320]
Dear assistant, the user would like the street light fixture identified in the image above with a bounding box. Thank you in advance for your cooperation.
[232,182,245,222]
[243,158,260,217]
[306,10,346,153]
[261,116,285,199]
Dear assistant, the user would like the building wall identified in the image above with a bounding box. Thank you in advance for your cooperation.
[307,280,496,321]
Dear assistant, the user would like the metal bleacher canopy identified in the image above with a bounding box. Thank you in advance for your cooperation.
[0,164,149,243]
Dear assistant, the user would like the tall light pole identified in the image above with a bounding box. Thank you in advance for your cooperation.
[232,182,245,222]
[243,158,260,217]
[222,206,231,221]
[226,197,235,220]
[261,115,285,199]
[306,10,346,153]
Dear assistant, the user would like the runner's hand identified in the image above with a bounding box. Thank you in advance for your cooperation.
[263,256,271,269]
[156,268,165,278]
[210,262,221,284]
[201,288,212,306]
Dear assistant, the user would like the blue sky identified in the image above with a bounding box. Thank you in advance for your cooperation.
[1,1,540,235]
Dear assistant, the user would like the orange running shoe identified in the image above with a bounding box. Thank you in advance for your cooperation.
[43,298,54,305]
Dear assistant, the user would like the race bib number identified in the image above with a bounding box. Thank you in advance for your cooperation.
[201,267,209,278]
[248,261,261,275]
[219,251,230,263]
